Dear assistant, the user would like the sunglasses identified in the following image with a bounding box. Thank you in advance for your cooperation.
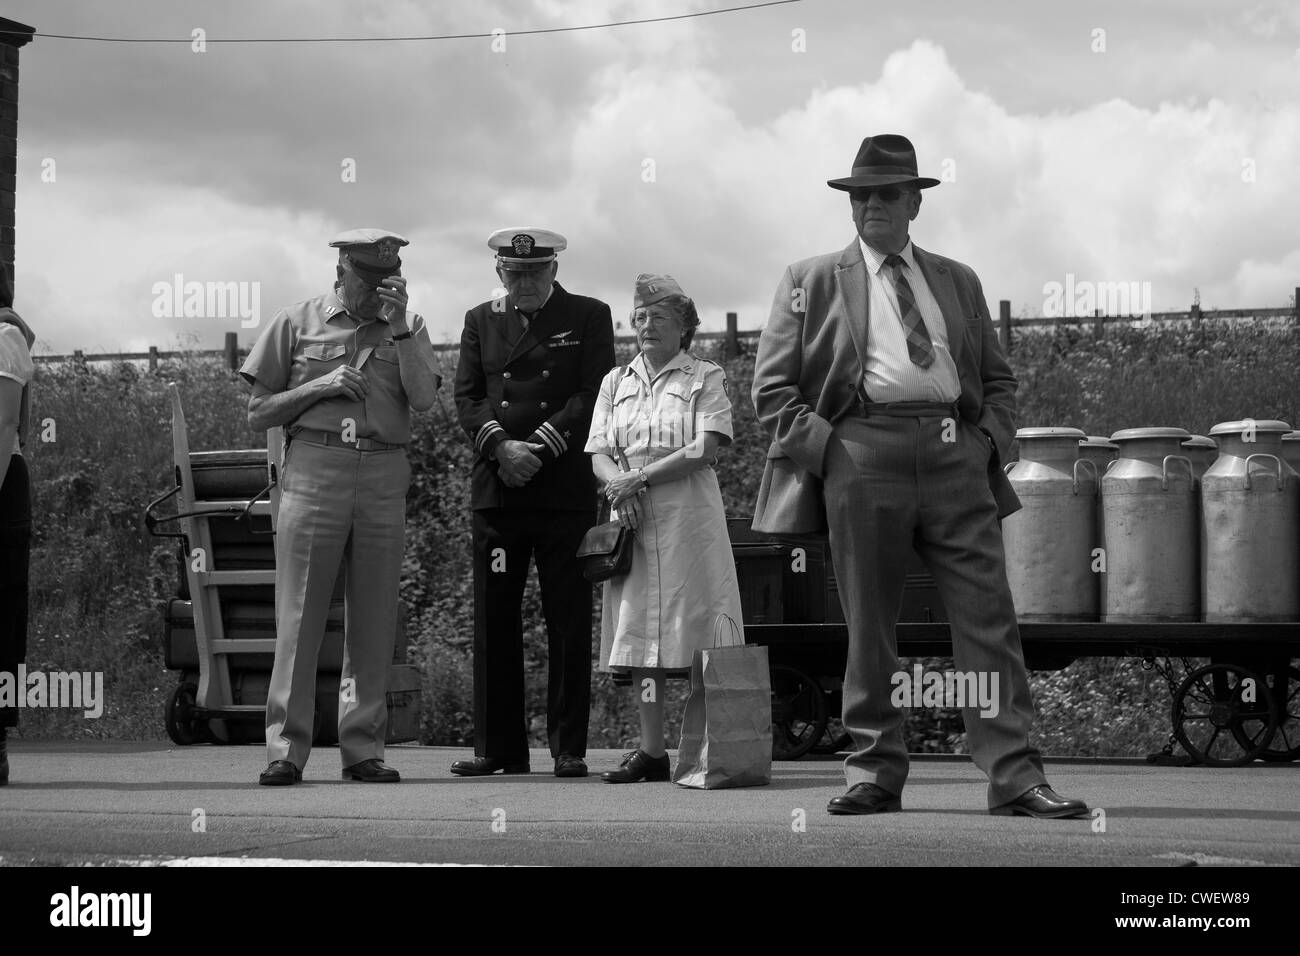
[849,186,910,203]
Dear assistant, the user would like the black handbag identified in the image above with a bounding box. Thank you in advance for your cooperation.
[577,449,635,583]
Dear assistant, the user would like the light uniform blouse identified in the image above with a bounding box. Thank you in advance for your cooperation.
[0,322,34,458]
[585,350,745,671]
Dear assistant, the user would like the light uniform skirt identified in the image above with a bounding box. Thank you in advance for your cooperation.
[599,462,744,672]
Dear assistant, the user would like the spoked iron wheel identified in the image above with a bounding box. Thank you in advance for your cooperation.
[1234,666,1300,763]
[1172,663,1277,767]
[770,665,828,760]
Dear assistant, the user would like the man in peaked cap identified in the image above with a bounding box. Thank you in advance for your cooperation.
[241,228,441,786]
[453,227,615,777]
[751,134,1089,819]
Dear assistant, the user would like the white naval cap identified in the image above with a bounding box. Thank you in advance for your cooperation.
[488,227,567,271]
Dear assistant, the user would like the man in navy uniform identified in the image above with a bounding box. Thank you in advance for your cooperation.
[242,228,440,786]
[453,228,615,777]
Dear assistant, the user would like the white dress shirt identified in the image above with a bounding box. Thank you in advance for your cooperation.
[858,237,961,403]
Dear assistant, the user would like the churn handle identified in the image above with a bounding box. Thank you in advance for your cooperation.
[1072,457,1099,496]
[1160,455,1193,491]
[1104,458,1119,474]
[1242,453,1283,493]
[1003,461,1016,475]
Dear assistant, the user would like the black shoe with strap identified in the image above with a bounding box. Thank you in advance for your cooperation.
[600,749,670,784]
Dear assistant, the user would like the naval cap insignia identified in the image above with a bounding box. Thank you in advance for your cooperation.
[511,234,535,256]
[376,238,400,263]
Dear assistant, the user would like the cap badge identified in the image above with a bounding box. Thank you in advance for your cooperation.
[375,239,400,263]
[511,234,535,256]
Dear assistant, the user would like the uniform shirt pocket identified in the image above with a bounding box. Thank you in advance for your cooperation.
[302,342,347,362]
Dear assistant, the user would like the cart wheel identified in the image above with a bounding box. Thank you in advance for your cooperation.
[771,665,828,760]
[1237,666,1300,763]
[164,682,203,746]
[1172,663,1277,767]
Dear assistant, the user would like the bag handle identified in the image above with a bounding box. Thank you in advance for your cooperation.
[711,613,744,648]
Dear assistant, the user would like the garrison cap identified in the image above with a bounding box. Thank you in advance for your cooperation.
[489,227,566,271]
[633,273,687,310]
[330,228,408,284]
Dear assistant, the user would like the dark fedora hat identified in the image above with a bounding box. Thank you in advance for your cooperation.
[827,133,940,191]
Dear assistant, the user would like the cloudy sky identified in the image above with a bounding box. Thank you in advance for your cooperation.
[6,0,1299,354]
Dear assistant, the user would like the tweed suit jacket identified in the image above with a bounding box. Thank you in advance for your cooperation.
[750,239,1021,533]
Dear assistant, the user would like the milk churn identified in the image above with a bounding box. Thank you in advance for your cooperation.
[1101,427,1198,622]
[1181,435,1218,479]
[1282,431,1300,474]
[1002,428,1098,620]
[1078,435,1118,472]
[1201,419,1299,622]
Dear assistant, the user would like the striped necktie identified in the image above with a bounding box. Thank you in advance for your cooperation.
[884,254,935,368]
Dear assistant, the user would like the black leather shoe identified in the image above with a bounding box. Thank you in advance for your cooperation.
[258,760,301,786]
[990,784,1089,819]
[449,756,531,776]
[554,754,588,778]
[342,758,401,783]
[826,782,902,815]
[600,749,670,784]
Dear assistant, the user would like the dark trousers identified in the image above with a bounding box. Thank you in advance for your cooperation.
[1,455,31,729]
[823,412,1045,808]
[472,508,595,761]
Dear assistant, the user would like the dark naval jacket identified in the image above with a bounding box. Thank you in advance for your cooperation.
[455,281,616,511]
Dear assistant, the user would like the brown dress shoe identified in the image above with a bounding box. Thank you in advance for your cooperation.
[990,784,1089,819]
[449,756,531,776]
[827,782,902,815]
[554,754,588,778]
[342,758,400,782]
[258,760,301,786]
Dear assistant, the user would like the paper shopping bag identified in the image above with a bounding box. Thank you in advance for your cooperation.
[672,616,772,789]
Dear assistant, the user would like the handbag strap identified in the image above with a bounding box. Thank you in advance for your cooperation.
[711,613,744,648]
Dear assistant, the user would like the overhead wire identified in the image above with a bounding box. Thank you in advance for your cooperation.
[0,0,801,44]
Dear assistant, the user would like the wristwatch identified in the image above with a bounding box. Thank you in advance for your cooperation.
[391,329,414,341]
[637,468,650,488]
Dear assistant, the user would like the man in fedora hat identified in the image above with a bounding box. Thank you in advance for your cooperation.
[751,134,1088,818]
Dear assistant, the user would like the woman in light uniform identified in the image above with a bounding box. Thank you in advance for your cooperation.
[586,274,744,783]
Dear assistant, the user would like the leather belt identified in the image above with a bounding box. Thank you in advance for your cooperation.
[290,428,404,451]
[860,401,959,418]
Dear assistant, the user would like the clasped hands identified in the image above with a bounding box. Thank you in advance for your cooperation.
[604,469,646,532]
[495,439,547,488]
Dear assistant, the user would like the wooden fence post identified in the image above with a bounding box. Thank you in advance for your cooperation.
[998,300,1012,352]
[148,345,159,371]
[724,312,738,359]
[1294,286,1299,323]
[224,332,238,371]
[1093,309,1104,338]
